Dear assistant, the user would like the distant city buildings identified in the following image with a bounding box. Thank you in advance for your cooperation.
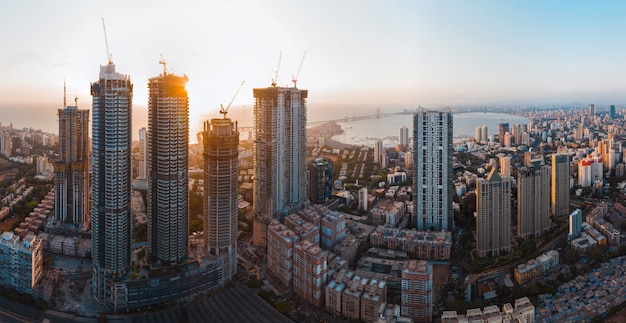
[54,104,90,229]
[0,131,11,157]
[442,297,535,323]
[369,227,452,260]
[398,125,409,151]
[90,61,134,303]
[203,116,239,284]
[498,122,509,144]
[147,70,189,265]
[137,127,147,179]
[413,111,453,231]
[476,168,511,258]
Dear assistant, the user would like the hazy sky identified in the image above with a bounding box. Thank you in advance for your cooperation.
[1,1,626,135]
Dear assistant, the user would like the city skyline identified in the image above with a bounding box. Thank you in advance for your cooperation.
[2,1,626,136]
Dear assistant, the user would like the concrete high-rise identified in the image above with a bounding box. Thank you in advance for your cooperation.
[610,105,616,119]
[476,168,511,257]
[253,85,309,246]
[499,123,509,144]
[401,260,432,323]
[517,159,551,239]
[569,209,583,240]
[398,125,409,150]
[413,111,453,231]
[54,104,90,229]
[147,70,189,265]
[91,62,133,301]
[374,139,383,165]
[137,127,147,179]
[551,153,570,217]
[309,157,333,204]
[203,116,239,284]
[499,155,512,177]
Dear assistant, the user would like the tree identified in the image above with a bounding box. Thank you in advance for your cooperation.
[562,249,580,264]
[275,300,290,314]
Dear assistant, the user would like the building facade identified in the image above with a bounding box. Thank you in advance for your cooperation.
[517,160,551,239]
[293,240,328,307]
[309,157,333,204]
[413,111,453,231]
[138,127,147,179]
[54,105,90,229]
[147,71,189,265]
[90,62,133,302]
[551,153,570,217]
[401,260,432,323]
[203,117,239,284]
[476,168,511,258]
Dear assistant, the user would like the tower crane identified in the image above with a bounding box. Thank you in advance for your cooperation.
[101,18,113,64]
[292,50,307,88]
[271,51,282,87]
[220,81,246,118]
[158,54,167,76]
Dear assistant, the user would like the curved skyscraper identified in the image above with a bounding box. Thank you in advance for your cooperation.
[91,62,133,301]
[203,117,239,284]
[147,70,189,265]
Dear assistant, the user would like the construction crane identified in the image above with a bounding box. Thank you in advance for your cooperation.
[158,54,167,76]
[292,50,307,88]
[101,18,113,64]
[271,51,282,87]
[220,81,246,118]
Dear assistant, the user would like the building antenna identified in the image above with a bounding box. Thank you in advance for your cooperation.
[74,96,78,108]
[63,78,67,107]
[101,18,113,64]
[271,51,282,87]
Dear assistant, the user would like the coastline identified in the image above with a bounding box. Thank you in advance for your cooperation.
[308,122,355,149]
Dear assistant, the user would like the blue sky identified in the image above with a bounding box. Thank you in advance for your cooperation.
[0,1,625,134]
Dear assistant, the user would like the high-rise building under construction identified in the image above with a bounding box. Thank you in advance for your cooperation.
[54,101,90,229]
[252,85,309,247]
[90,62,133,301]
[146,69,189,265]
[203,116,239,284]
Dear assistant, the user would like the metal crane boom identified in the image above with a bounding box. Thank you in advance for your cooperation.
[101,18,112,64]
[271,51,282,87]
[292,50,307,88]
[220,81,246,118]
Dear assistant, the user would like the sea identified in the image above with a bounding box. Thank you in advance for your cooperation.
[330,112,531,148]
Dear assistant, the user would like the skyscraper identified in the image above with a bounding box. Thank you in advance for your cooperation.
[569,209,583,240]
[203,116,239,284]
[374,139,383,165]
[147,70,189,265]
[398,125,409,150]
[517,159,551,239]
[253,85,309,246]
[137,127,147,179]
[91,62,133,301]
[610,105,616,119]
[309,157,333,204]
[499,122,509,144]
[551,153,570,217]
[54,104,90,229]
[413,111,453,231]
[476,168,511,257]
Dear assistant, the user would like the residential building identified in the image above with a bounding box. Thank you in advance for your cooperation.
[0,232,43,295]
[91,61,133,303]
[309,157,333,204]
[0,131,11,157]
[552,153,570,217]
[320,211,346,250]
[499,155,511,177]
[401,260,432,323]
[442,297,535,323]
[569,209,582,240]
[398,125,409,150]
[203,116,239,284]
[147,69,189,265]
[54,105,90,229]
[293,240,328,307]
[499,122,509,144]
[374,139,383,165]
[413,111,453,231]
[267,220,298,288]
[476,168,511,257]
[517,159,551,239]
[358,187,369,212]
[253,85,309,247]
[369,227,452,260]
